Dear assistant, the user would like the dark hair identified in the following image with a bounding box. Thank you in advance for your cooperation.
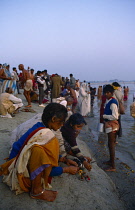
[68,113,86,126]
[70,74,73,77]
[112,82,121,87]
[37,70,42,75]
[103,84,114,94]
[5,87,12,93]
[42,103,67,126]
[13,67,16,70]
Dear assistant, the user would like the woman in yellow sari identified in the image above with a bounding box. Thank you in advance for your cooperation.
[0,103,77,202]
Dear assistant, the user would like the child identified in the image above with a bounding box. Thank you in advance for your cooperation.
[61,113,92,171]
[102,85,119,172]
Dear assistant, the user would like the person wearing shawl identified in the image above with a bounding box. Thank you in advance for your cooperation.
[0,103,78,202]
[78,81,91,116]
[112,82,124,137]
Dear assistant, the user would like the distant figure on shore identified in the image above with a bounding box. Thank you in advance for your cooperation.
[11,67,21,94]
[97,86,102,100]
[78,82,91,116]
[123,86,128,101]
[66,85,78,113]
[69,74,76,89]
[18,64,33,107]
[51,74,63,99]
[90,87,96,106]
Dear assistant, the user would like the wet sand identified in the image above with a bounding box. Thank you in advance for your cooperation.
[80,117,135,210]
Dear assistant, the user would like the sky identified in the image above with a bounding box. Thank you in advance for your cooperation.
[0,0,135,81]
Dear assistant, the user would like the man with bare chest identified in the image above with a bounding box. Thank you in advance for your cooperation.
[18,64,33,107]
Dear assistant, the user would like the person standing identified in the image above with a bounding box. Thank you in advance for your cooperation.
[18,64,33,107]
[102,85,119,172]
[51,74,63,99]
[97,86,102,100]
[78,82,91,116]
[66,85,78,113]
[112,82,124,137]
[69,74,76,89]
[37,71,46,107]
[12,67,21,94]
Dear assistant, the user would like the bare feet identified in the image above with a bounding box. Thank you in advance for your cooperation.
[103,161,112,166]
[25,105,32,107]
[105,167,116,172]
[30,189,58,202]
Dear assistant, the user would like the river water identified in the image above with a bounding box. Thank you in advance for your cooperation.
[88,82,135,172]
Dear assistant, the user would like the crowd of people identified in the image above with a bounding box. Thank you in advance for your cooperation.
[0,63,129,202]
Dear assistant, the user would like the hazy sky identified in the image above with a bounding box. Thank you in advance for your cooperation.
[0,0,135,81]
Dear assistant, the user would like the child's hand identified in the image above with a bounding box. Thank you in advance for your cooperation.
[83,161,92,171]
[84,156,92,163]
[66,159,78,166]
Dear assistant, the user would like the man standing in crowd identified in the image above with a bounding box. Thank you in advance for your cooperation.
[69,74,76,89]
[18,64,33,107]
[12,67,21,94]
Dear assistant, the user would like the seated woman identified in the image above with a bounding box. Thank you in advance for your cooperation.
[61,113,92,171]
[0,87,23,118]
[0,103,78,202]
[0,63,17,95]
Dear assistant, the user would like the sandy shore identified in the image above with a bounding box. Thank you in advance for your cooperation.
[80,117,135,210]
[0,91,134,209]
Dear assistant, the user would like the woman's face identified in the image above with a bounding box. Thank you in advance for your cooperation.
[49,116,65,131]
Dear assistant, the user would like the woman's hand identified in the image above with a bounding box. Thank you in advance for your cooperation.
[63,166,79,175]
[66,159,78,166]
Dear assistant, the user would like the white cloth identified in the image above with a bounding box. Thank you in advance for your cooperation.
[78,83,91,116]
[9,94,22,104]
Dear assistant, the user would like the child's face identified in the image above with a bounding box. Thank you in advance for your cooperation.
[105,91,113,99]
[72,123,84,131]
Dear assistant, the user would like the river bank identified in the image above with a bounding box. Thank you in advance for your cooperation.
[0,91,134,209]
